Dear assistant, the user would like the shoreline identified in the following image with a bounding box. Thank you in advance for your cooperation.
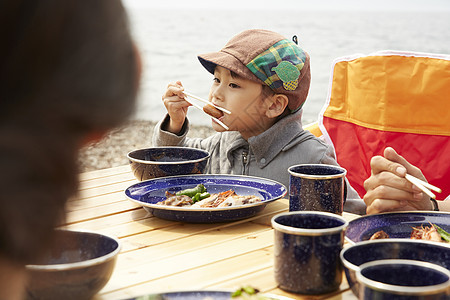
[78,115,317,173]
[78,120,215,172]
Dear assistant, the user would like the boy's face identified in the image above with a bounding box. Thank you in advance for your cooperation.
[208,66,273,139]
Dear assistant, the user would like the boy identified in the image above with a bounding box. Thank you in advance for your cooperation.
[154,29,358,201]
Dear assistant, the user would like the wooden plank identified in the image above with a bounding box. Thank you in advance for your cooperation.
[78,172,136,190]
[212,268,351,300]
[99,228,274,294]
[251,199,289,226]
[66,191,127,212]
[75,180,135,200]
[79,165,131,181]
[64,208,150,232]
[95,247,273,300]
[96,246,352,300]
[327,289,357,300]
[118,219,268,253]
[64,201,141,225]
[66,210,179,239]
[118,201,289,253]
[116,222,270,269]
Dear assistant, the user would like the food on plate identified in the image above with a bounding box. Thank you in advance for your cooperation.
[133,286,276,300]
[410,224,442,242]
[435,225,450,242]
[231,286,273,299]
[176,183,211,202]
[156,184,261,208]
[369,223,450,243]
[369,230,389,240]
[203,104,224,119]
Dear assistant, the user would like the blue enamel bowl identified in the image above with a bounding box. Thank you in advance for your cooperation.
[26,229,120,300]
[341,239,450,297]
[346,211,450,243]
[127,147,210,181]
[357,259,450,299]
[125,290,295,299]
[124,174,287,223]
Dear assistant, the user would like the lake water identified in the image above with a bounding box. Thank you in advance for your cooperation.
[125,8,450,125]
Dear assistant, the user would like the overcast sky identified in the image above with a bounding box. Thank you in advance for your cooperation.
[123,0,450,11]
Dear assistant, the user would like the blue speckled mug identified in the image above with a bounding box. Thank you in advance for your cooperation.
[271,211,348,294]
[357,259,450,300]
[288,164,347,215]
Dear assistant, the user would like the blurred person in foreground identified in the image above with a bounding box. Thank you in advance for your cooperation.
[0,1,140,299]
[364,147,450,214]
[154,29,360,206]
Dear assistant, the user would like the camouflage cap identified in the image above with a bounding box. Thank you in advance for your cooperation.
[198,29,311,112]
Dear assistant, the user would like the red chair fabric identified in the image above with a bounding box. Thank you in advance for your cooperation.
[318,51,450,199]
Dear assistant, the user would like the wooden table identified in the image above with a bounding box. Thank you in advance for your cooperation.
[64,165,359,300]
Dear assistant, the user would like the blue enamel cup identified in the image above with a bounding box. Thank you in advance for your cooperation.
[288,164,347,215]
[271,211,348,294]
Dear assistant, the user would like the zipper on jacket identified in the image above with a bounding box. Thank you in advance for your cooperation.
[242,150,249,175]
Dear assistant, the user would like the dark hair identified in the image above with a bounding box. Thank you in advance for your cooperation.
[0,0,139,263]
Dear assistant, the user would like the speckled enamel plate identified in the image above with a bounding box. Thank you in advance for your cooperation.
[346,211,450,244]
[125,290,294,300]
[125,174,287,223]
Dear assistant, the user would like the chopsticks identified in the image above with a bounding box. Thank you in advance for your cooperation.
[181,92,229,130]
[405,174,442,199]
[183,91,231,115]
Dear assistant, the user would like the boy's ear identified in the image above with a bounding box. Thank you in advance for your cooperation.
[265,94,289,118]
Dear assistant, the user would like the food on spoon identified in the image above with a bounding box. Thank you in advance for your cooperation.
[368,224,450,243]
[203,104,224,119]
[157,185,261,208]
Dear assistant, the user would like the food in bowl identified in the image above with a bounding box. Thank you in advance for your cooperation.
[369,223,450,243]
[127,147,210,181]
[157,184,261,208]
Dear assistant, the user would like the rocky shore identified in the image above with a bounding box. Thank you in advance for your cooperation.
[77,120,215,172]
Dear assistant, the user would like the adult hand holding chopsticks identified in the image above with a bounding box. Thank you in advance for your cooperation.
[363,147,448,214]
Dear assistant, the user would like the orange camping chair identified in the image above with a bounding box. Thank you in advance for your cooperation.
[315,51,450,199]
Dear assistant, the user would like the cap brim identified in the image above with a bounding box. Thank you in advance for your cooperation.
[198,51,261,83]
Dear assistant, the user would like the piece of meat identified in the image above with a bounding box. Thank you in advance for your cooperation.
[212,190,235,207]
[411,225,442,242]
[191,190,237,208]
[203,104,223,119]
[217,195,261,207]
[369,230,390,240]
[156,195,192,206]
